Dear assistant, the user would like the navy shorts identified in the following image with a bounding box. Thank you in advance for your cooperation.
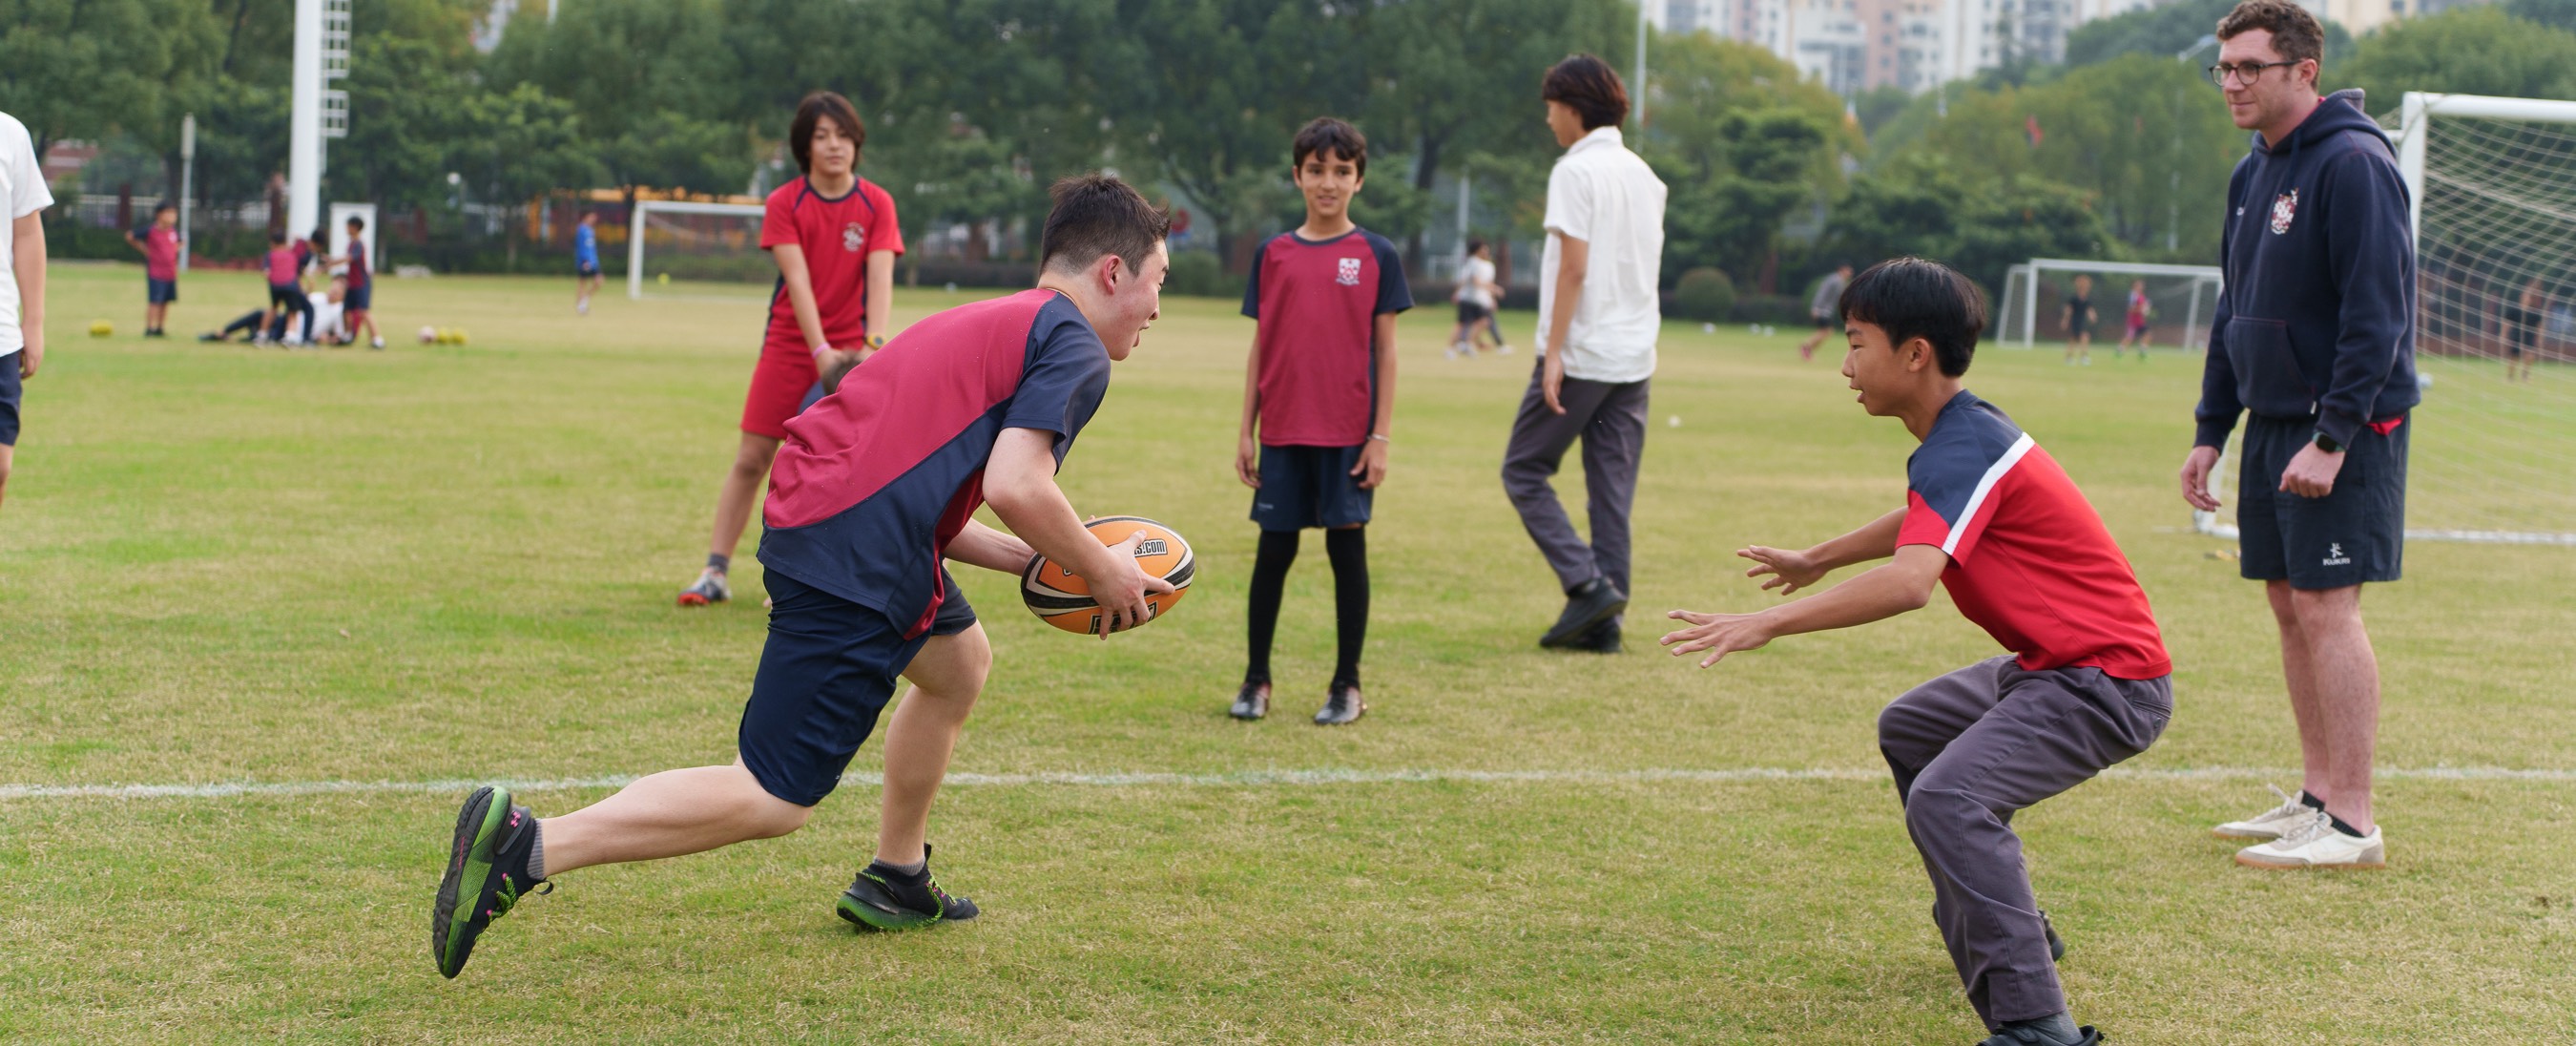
[2236,414,2407,590]
[1252,443,1372,531]
[0,353,21,446]
[1455,301,1490,324]
[147,278,177,304]
[576,262,601,279]
[344,284,371,311]
[738,568,977,807]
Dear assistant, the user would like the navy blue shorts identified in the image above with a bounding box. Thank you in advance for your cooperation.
[0,353,21,446]
[147,278,177,304]
[2236,414,2407,589]
[575,262,601,279]
[1252,443,1372,531]
[737,568,977,807]
[344,284,371,311]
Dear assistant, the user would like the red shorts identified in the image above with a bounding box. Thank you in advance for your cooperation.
[740,343,820,440]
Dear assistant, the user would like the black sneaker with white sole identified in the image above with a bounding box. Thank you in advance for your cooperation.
[1314,682,1366,725]
[1230,681,1271,721]
[837,845,980,931]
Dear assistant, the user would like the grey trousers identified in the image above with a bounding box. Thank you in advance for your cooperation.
[1500,366,1650,602]
[1877,656,2172,1027]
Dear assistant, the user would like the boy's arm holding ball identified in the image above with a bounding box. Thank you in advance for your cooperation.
[983,428,1172,637]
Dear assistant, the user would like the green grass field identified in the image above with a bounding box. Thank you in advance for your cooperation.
[4,262,2573,1043]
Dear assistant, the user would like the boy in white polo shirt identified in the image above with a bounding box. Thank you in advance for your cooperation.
[1503,53,1668,654]
[0,109,52,515]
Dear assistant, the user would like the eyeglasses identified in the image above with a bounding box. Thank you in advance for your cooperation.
[2208,60,2300,87]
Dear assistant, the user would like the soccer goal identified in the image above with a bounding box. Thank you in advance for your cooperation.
[1997,259,2224,352]
[627,199,771,301]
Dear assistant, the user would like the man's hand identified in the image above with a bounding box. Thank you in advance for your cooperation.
[1349,439,1388,490]
[1236,434,1260,489]
[1659,609,1776,668]
[1540,351,1567,415]
[1739,545,1826,595]
[2179,445,2222,512]
[2277,442,2345,499]
[1087,529,1179,638]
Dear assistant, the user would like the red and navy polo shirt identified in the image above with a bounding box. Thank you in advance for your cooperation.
[759,176,904,354]
[1239,227,1411,447]
[758,288,1111,638]
[1897,391,2171,680]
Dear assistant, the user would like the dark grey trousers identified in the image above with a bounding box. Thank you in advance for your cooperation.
[1878,656,2172,1027]
[1500,366,1650,603]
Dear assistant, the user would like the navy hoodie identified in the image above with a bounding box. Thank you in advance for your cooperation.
[2195,88,2420,450]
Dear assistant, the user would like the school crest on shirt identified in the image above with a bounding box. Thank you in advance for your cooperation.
[2268,190,2299,235]
[842,222,866,252]
[1337,257,1363,286]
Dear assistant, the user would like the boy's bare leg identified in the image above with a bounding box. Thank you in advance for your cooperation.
[538,761,813,875]
[710,432,784,562]
[0,444,12,512]
[874,624,992,868]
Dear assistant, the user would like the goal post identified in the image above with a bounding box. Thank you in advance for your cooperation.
[628,199,770,301]
[1996,259,2223,351]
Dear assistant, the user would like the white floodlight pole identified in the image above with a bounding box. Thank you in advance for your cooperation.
[177,114,196,273]
[288,0,323,242]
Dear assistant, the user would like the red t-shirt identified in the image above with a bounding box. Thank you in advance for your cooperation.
[1897,391,2172,680]
[760,176,904,354]
[1238,227,1412,447]
[136,225,178,281]
[266,246,302,285]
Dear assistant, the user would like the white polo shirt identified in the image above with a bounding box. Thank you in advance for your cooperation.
[1537,126,1666,384]
[0,111,54,358]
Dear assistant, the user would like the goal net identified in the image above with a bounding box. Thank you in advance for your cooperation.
[1998,260,2224,352]
[627,199,773,301]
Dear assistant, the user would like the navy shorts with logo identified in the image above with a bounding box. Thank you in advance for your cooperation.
[0,353,21,446]
[737,567,978,807]
[147,278,177,304]
[1252,443,1372,531]
[2235,414,2407,589]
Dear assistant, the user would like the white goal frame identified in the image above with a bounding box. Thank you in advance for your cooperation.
[1999,259,2224,350]
[628,199,767,300]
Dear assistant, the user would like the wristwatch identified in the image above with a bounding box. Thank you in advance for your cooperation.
[2311,431,2343,453]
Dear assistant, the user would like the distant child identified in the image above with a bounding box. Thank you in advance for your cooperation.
[2060,273,2095,366]
[263,230,314,345]
[301,226,326,292]
[677,91,903,609]
[1661,258,2169,1046]
[1797,262,1855,362]
[2114,278,2151,360]
[573,211,602,315]
[1229,116,1411,726]
[124,200,179,337]
[2,107,52,515]
[1447,237,1506,358]
[327,215,382,348]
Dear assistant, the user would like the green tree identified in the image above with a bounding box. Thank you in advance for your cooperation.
[487,0,754,192]
[2337,6,2576,107]
[2064,0,2352,70]
[1823,155,2120,296]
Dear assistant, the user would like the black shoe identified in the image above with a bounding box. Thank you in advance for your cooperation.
[2042,909,2066,962]
[1977,1024,2101,1045]
[1568,620,1622,654]
[1230,681,1271,721]
[1314,682,1366,725]
[430,785,547,978]
[1539,577,1627,648]
[838,844,979,931]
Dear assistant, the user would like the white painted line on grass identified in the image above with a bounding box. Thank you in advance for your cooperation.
[3,764,2572,802]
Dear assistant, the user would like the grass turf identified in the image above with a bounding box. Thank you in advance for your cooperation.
[3,262,2572,1042]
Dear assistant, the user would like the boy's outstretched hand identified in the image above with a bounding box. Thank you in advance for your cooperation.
[1739,545,1826,594]
[1660,610,1774,668]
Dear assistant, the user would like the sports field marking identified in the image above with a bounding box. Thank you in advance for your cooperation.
[3,764,2570,802]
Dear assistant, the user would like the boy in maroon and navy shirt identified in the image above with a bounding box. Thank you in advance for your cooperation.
[1660,259,2170,1046]
[124,201,180,337]
[1229,116,1411,726]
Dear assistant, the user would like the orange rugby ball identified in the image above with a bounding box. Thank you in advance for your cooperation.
[1020,516,1195,635]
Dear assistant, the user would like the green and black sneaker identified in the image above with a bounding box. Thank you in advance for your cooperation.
[837,844,979,931]
[431,785,547,978]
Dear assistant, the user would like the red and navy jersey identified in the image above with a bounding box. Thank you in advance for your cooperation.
[761,176,904,353]
[346,240,369,288]
[1239,227,1411,447]
[1897,391,2171,680]
[758,289,1111,638]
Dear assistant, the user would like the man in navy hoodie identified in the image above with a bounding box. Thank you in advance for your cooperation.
[2181,0,2419,871]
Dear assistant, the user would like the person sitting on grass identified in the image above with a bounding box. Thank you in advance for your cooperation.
[1659,257,2172,1046]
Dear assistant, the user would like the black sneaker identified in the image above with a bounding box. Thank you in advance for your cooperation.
[430,785,547,978]
[1539,577,1627,648]
[1314,682,1366,725]
[1568,620,1622,654]
[1230,681,1271,721]
[2042,909,2066,962]
[1977,1024,2101,1045]
[838,844,979,931]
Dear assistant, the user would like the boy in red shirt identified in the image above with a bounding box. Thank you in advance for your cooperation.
[123,201,179,337]
[1661,259,2171,1046]
[261,230,314,345]
[1228,117,1410,726]
[680,91,903,608]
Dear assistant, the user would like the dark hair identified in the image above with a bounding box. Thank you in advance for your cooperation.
[1466,236,1487,255]
[2216,0,2323,66]
[1838,258,1986,378]
[270,229,287,244]
[346,214,364,231]
[1542,54,1630,132]
[789,91,866,174]
[1291,116,1368,178]
[1040,173,1171,276]
[152,200,177,216]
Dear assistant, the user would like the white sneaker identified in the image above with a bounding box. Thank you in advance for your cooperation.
[2212,784,2315,840]
[2234,809,2385,869]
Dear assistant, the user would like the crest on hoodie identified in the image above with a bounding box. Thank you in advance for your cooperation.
[2268,190,2299,235]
